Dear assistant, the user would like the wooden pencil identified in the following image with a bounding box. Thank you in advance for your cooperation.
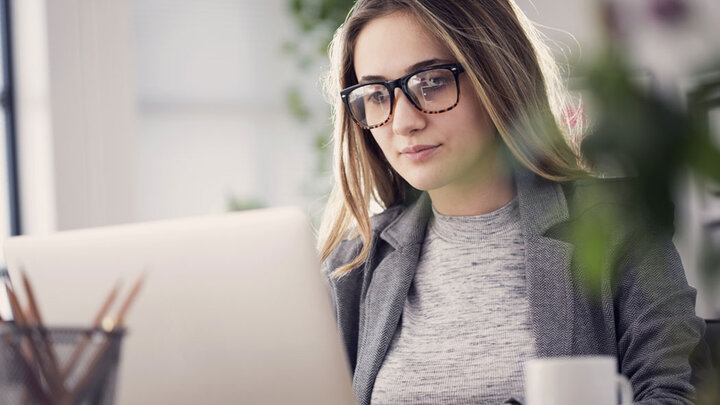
[61,280,122,379]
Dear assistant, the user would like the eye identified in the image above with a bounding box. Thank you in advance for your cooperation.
[366,90,388,104]
[409,70,452,101]
[422,75,448,90]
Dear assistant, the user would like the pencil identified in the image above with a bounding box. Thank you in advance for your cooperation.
[21,271,63,385]
[61,280,122,379]
[114,271,147,328]
[61,272,147,405]
[6,285,63,399]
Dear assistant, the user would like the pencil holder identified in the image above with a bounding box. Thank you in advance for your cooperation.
[0,324,125,405]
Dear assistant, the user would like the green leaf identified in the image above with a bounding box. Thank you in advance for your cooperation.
[226,195,265,211]
[285,87,311,122]
[281,40,298,54]
[289,0,304,15]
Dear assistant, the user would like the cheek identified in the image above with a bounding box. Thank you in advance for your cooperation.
[370,130,395,159]
[453,89,494,138]
[457,78,491,120]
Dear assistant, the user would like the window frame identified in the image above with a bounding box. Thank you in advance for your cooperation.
[1,0,20,237]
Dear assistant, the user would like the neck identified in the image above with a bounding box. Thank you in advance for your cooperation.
[429,150,515,216]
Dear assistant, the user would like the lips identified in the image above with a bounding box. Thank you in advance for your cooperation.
[401,144,439,154]
[400,144,441,162]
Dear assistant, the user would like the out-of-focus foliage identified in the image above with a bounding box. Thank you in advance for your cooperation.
[569,48,720,294]
[286,87,311,123]
[284,0,354,117]
[284,0,354,218]
[570,0,720,293]
[226,195,265,211]
[570,0,720,398]
[289,0,354,42]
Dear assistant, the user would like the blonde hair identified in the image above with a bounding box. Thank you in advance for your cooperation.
[319,0,588,278]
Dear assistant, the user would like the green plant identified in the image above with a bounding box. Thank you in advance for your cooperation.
[226,194,265,212]
[283,0,355,219]
[568,0,720,297]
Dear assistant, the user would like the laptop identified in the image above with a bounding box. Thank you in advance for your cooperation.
[3,207,356,405]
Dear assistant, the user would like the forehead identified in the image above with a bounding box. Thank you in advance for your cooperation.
[353,12,453,80]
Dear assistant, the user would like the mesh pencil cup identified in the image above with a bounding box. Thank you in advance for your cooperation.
[0,325,125,405]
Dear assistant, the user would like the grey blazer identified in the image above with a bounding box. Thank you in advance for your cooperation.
[322,167,706,405]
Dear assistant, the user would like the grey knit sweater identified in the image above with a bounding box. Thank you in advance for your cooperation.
[370,198,535,404]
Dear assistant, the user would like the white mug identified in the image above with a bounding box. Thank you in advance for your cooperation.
[524,356,633,405]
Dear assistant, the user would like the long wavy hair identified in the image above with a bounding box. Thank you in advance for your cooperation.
[319,0,588,278]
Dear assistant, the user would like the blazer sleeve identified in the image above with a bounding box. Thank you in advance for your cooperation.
[322,237,366,374]
[614,233,706,404]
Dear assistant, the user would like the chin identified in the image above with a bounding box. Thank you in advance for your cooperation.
[402,174,446,192]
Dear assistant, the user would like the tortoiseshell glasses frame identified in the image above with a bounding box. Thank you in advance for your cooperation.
[340,63,465,130]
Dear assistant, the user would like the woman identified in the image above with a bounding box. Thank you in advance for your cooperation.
[318,1,704,404]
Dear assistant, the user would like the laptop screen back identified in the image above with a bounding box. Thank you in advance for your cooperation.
[3,207,356,405]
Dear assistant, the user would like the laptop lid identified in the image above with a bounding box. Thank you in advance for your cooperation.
[3,207,356,405]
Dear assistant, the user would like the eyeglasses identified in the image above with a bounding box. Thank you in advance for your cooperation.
[340,63,465,130]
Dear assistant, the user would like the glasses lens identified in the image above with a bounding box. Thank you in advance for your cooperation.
[406,68,458,112]
[347,84,391,128]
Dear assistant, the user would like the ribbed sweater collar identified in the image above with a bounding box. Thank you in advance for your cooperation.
[429,197,520,243]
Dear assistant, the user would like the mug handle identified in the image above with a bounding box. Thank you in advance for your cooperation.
[616,374,633,405]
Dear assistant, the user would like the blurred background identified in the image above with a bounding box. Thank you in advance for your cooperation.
[0,0,718,317]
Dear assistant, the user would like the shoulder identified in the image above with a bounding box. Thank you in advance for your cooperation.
[557,176,681,281]
[546,175,657,245]
[322,204,407,278]
[560,176,637,217]
[559,176,659,234]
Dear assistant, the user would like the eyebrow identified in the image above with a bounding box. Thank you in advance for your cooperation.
[358,58,454,83]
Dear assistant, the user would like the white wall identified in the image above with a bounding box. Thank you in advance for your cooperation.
[12,0,330,226]
[131,0,326,222]
[12,0,137,233]
[515,0,601,66]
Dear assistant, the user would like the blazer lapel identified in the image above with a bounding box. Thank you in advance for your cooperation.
[352,194,431,405]
[515,167,575,357]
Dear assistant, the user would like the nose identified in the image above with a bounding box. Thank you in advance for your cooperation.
[391,88,426,136]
